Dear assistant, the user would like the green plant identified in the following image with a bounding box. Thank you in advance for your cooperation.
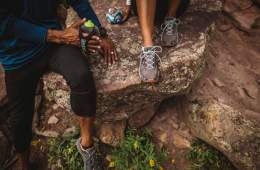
[48,137,83,170]
[188,140,236,170]
[109,129,168,170]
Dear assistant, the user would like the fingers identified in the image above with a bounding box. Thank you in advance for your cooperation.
[81,33,101,42]
[91,36,101,41]
[88,49,96,53]
[107,48,118,65]
[87,37,118,66]
[88,48,103,54]
[88,40,100,46]
[88,45,101,50]
[71,18,86,28]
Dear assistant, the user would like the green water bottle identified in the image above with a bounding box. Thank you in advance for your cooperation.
[80,20,98,55]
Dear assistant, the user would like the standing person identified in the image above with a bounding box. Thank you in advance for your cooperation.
[0,0,117,170]
[121,0,190,83]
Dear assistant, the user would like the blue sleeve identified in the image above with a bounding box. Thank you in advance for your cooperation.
[69,0,102,27]
[0,7,47,44]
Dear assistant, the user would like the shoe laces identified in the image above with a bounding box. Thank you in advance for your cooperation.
[80,144,96,160]
[139,46,162,70]
[82,147,99,169]
[161,18,180,42]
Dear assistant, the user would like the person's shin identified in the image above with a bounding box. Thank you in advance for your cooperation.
[167,0,182,17]
[143,34,154,48]
[136,0,156,47]
[16,150,30,170]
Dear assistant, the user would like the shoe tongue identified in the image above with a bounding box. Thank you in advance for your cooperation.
[81,144,95,153]
[165,17,176,21]
[164,17,177,24]
[143,46,154,52]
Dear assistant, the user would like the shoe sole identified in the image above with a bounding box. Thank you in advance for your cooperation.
[161,44,177,48]
[142,79,159,84]
[141,72,160,84]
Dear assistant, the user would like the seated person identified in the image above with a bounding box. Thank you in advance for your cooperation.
[122,0,190,83]
[0,0,117,170]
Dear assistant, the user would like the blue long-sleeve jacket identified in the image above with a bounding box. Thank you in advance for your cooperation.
[0,0,101,70]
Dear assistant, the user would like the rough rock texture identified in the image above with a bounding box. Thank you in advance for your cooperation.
[181,14,260,170]
[224,0,260,30]
[147,98,194,170]
[188,0,222,12]
[43,1,220,146]
[97,120,126,146]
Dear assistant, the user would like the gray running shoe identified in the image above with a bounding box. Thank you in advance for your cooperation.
[139,46,162,83]
[161,17,180,47]
[76,138,103,170]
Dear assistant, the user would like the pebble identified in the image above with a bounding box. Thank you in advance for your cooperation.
[62,126,78,138]
[159,132,168,143]
[52,104,59,110]
[47,115,59,124]
[173,133,191,149]
[105,155,112,162]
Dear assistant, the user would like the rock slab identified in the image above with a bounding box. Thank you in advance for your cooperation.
[181,17,260,170]
[43,2,218,127]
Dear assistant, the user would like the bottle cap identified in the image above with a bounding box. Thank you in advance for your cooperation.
[84,20,95,28]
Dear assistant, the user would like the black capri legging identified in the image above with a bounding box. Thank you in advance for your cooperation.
[132,0,190,24]
[4,45,96,153]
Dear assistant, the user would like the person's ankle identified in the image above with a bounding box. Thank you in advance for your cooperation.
[143,40,154,48]
[80,138,93,150]
[142,43,155,52]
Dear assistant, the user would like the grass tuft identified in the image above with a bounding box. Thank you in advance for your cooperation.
[109,129,168,170]
[188,140,237,170]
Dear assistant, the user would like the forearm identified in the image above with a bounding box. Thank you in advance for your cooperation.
[47,24,81,46]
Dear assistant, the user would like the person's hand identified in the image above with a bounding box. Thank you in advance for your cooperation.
[61,18,86,46]
[81,32,102,54]
[47,18,85,46]
[99,37,118,65]
[47,18,102,51]
[121,5,131,23]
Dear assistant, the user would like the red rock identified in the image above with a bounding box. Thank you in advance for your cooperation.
[224,0,260,30]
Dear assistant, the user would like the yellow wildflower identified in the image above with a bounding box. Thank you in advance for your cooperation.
[108,161,115,168]
[133,141,139,150]
[31,140,40,146]
[149,159,155,167]
[171,159,175,164]
[67,147,73,154]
